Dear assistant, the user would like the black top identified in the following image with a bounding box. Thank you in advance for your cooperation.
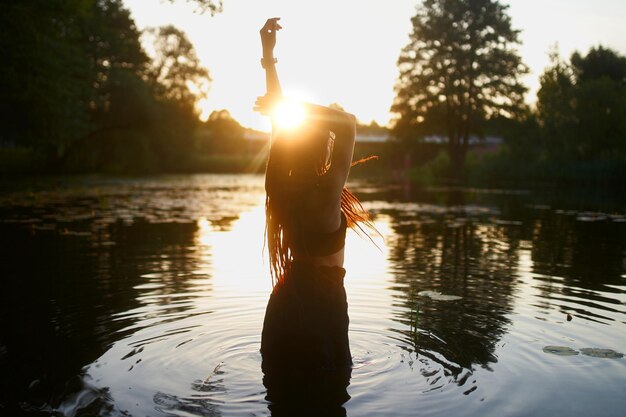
[293,213,347,257]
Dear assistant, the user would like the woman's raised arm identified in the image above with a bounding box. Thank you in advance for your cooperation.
[305,103,356,193]
[260,18,282,97]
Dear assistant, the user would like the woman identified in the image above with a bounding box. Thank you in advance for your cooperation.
[255,18,374,380]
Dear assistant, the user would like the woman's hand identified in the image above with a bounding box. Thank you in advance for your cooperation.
[253,94,280,116]
[260,17,282,57]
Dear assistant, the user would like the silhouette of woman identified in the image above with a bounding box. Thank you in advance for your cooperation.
[254,18,375,414]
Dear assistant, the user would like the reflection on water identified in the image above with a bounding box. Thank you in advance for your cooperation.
[0,175,625,416]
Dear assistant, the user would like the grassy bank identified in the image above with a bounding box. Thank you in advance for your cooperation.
[467,149,626,186]
[4,142,626,188]
[0,148,51,174]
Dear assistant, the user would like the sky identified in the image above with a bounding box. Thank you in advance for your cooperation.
[124,0,626,131]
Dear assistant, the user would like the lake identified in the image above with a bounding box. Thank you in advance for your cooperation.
[1,174,625,416]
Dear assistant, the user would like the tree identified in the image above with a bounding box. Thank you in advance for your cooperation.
[537,46,626,161]
[392,0,528,178]
[163,0,223,15]
[201,109,245,154]
[535,48,577,158]
[87,0,153,131]
[570,47,626,160]
[571,45,626,84]
[0,0,220,172]
[143,25,211,113]
[0,0,94,155]
[0,0,153,156]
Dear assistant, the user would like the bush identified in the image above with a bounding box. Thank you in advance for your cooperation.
[408,149,450,185]
[0,147,49,174]
[62,130,160,174]
[468,146,626,185]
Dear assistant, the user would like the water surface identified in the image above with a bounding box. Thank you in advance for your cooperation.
[1,174,625,416]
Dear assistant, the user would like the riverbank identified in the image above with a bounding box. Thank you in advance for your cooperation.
[3,144,626,188]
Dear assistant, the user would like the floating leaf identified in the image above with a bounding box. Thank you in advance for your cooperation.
[430,294,463,301]
[542,346,579,356]
[418,290,462,301]
[580,348,624,359]
[418,290,439,297]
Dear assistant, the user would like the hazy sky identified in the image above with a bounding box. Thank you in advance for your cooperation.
[124,0,626,131]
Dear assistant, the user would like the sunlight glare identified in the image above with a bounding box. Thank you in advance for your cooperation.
[273,99,306,130]
[344,215,390,288]
[209,203,272,294]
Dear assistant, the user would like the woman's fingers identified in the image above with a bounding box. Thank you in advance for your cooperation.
[256,95,275,103]
[261,17,281,32]
[254,94,280,115]
[253,105,271,115]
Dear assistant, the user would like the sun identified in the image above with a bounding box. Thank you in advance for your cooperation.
[273,99,306,130]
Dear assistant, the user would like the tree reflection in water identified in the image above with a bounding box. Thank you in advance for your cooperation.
[363,183,626,394]
[1,176,625,416]
[386,213,517,377]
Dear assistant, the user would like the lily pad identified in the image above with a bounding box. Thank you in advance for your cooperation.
[542,346,579,356]
[430,294,463,301]
[418,290,462,301]
[418,290,439,297]
[580,348,624,359]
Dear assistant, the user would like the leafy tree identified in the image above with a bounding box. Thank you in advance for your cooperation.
[570,46,626,159]
[535,48,577,158]
[0,0,153,155]
[0,0,93,155]
[87,0,153,132]
[392,0,528,178]
[327,103,346,112]
[144,25,211,113]
[357,120,389,136]
[138,25,211,169]
[201,109,245,153]
[0,0,220,172]
[571,45,626,84]
[163,0,223,15]
[537,46,626,161]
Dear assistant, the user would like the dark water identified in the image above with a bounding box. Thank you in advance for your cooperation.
[0,174,625,416]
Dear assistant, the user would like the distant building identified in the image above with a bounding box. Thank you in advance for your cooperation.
[243,130,392,144]
[356,133,389,143]
[423,134,503,146]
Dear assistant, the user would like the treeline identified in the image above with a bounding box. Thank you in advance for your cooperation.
[390,0,626,185]
[393,45,626,186]
[2,0,624,185]
[0,0,231,174]
[473,46,626,184]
